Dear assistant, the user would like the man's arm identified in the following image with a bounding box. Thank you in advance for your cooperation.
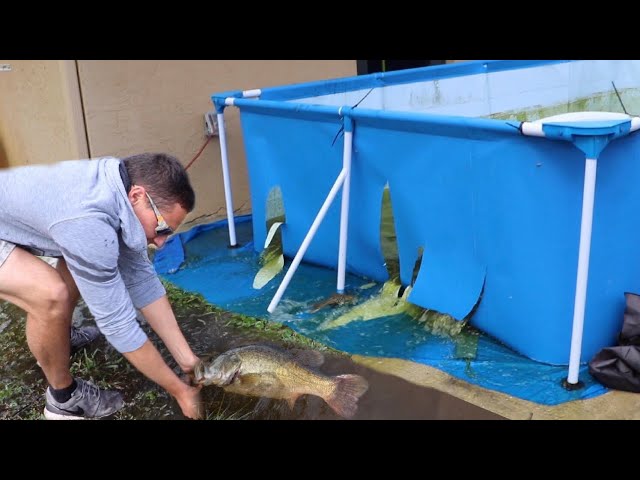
[117,241,204,418]
[139,295,201,373]
[133,296,204,418]
[117,244,201,374]
[50,217,148,353]
[50,217,202,419]
[121,338,203,419]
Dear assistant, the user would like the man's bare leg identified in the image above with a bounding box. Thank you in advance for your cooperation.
[56,258,80,314]
[0,248,75,389]
[55,257,103,354]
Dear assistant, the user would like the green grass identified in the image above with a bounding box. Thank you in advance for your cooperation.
[0,279,342,420]
[163,280,339,354]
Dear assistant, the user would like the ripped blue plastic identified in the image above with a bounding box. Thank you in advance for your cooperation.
[154,218,607,406]
[214,60,640,366]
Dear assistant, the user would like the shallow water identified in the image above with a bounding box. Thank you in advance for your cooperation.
[0,299,502,420]
[142,306,503,420]
[176,317,502,420]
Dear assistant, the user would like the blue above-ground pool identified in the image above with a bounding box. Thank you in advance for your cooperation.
[154,218,607,405]
[210,60,640,368]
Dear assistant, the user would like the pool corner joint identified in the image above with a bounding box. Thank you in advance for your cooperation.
[523,111,638,388]
[562,378,585,391]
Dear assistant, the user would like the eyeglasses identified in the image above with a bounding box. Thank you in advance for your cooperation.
[145,192,174,236]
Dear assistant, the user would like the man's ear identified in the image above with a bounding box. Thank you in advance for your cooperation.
[128,184,146,205]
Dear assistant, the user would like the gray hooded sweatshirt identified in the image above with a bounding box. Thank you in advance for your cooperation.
[0,157,165,353]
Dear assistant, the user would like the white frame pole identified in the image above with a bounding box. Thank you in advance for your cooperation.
[336,129,353,294]
[242,89,262,98]
[215,91,261,247]
[566,157,598,386]
[216,110,237,247]
[267,168,347,313]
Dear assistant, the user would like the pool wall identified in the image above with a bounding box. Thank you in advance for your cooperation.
[212,60,640,365]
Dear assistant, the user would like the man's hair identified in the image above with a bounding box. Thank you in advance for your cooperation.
[121,153,195,212]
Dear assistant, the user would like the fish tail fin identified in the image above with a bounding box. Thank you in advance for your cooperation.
[325,374,369,419]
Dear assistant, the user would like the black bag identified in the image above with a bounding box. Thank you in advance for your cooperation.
[588,292,640,392]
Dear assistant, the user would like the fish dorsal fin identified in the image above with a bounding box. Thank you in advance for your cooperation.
[291,349,325,368]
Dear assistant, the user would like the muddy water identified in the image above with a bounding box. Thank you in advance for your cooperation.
[0,297,502,420]
[157,311,503,420]
[240,354,505,420]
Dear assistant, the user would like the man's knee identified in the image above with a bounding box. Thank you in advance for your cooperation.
[55,258,80,304]
[0,246,75,319]
[33,280,74,320]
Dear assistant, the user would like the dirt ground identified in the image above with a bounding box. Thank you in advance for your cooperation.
[0,283,502,420]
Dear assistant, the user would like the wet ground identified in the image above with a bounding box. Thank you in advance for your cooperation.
[0,284,502,420]
[279,352,503,420]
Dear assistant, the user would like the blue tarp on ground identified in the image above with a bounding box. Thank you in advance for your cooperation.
[154,216,607,406]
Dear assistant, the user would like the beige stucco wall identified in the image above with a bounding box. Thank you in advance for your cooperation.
[0,60,88,168]
[6,61,480,228]
[76,60,357,227]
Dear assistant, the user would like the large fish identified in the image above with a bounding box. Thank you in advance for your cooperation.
[309,293,357,313]
[193,344,369,419]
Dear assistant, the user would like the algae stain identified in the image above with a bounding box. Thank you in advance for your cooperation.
[487,89,640,122]
[378,185,480,358]
[376,185,476,355]
[253,186,286,290]
[433,80,442,105]
[380,184,399,280]
[318,279,423,331]
[266,185,285,221]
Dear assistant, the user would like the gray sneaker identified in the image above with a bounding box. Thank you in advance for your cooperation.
[70,325,101,355]
[43,378,125,420]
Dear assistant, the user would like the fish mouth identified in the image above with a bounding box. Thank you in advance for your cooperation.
[195,365,241,387]
[219,366,241,386]
[230,367,242,384]
[196,354,242,386]
[193,362,205,384]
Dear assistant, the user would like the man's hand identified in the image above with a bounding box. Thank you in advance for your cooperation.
[181,354,202,375]
[179,356,204,386]
[175,381,204,420]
